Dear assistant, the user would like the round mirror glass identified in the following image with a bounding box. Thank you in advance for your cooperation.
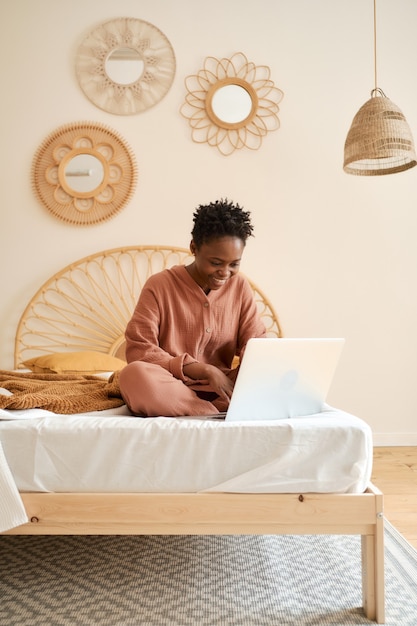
[105,47,144,85]
[64,154,104,194]
[211,84,253,124]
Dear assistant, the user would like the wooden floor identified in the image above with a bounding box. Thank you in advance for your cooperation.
[371,446,417,549]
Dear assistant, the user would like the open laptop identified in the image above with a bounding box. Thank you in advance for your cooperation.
[225,337,345,421]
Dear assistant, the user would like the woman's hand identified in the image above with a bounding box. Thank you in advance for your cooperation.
[204,365,234,402]
[183,362,234,403]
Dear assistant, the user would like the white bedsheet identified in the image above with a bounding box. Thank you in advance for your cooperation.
[0,441,28,532]
[0,404,373,498]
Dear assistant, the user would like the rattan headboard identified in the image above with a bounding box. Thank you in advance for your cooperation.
[15,245,282,368]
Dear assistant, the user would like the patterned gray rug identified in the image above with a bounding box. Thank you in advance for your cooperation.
[0,520,416,625]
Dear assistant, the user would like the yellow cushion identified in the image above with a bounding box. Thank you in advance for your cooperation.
[114,341,126,361]
[23,351,127,374]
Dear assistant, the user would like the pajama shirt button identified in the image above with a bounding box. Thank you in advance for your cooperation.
[206,327,211,333]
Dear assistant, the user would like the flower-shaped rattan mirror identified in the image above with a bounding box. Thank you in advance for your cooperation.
[32,121,137,226]
[75,17,176,115]
[180,52,284,156]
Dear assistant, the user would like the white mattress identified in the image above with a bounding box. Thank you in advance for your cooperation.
[0,403,373,494]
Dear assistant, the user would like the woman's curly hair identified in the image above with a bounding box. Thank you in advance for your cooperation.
[191,199,254,247]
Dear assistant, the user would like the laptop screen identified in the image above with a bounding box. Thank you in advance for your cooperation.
[225,338,345,421]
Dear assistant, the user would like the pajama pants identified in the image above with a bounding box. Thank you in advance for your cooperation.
[119,361,237,417]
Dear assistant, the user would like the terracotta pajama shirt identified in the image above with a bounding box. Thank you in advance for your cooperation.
[119,265,266,416]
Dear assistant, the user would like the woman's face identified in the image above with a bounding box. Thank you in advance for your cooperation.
[189,236,245,293]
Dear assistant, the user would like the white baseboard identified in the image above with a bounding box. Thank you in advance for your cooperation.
[373,433,417,446]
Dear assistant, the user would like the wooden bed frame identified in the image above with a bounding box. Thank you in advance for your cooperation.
[3,246,385,623]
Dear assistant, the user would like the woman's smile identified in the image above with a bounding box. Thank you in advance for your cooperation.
[210,274,229,288]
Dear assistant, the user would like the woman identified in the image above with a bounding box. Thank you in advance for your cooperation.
[119,199,266,416]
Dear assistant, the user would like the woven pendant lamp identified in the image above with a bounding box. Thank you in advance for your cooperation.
[343,1,417,176]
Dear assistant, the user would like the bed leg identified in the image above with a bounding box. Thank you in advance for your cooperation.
[361,513,385,623]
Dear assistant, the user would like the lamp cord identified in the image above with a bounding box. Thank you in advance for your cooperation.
[371,0,385,97]
[373,0,377,91]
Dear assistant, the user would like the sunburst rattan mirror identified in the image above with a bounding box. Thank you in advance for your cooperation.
[75,17,176,115]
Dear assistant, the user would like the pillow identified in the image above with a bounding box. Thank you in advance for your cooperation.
[23,351,127,375]
[114,340,126,361]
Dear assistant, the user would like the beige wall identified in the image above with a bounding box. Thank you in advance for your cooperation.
[1,0,416,444]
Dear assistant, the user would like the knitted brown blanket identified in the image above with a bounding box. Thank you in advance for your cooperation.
[0,370,125,414]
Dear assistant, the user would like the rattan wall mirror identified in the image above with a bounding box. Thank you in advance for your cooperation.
[75,17,176,115]
[32,121,137,226]
[180,52,284,156]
